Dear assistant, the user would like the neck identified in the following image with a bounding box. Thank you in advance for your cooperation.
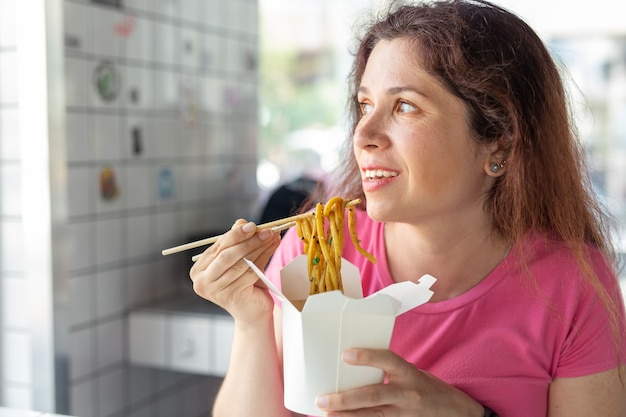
[384,221,510,302]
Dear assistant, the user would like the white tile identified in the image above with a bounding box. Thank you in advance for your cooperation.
[179,206,221,242]
[178,163,199,203]
[0,51,18,104]
[92,7,120,58]
[122,16,153,63]
[196,162,228,202]
[125,165,152,210]
[69,327,94,380]
[70,379,95,417]
[64,58,88,108]
[65,112,93,163]
[126,263,154,308]
[95,217,124,266]
[0,108,20,159]
[123,0,147,13]
[1,220,25,273]
[93,113,121,161]
[153,211,178,253]
[244,1,259,36]
[96,319,124,370]
[155,0,179,18]
[3,331,32,384]
[125,213,152,259]
[152,118,176,159]
[152,21,177,66]
[67,221,94,271]
[2,385,33,411]
[68,274,95,327]
[152,69,177,111]
[95,268,125,319]
[1,164,21,216]
[199,33,222,72]
[181,0,202,23]
[63,2,93,53]
[195,121,214,158]
[225,0,241,31]
[128,312,167,367]
[200,75,220,113]
[67,166,91,217]
[186,123,209,158]
[151,258,180,300]
[201,0,222,29]
[0,0,17,47]
[97,368,126,417]
[2,277,28,329]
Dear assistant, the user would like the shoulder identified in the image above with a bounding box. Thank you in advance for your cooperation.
[517,232,617,289]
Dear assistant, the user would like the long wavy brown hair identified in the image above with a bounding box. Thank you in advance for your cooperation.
[321,0,624,352]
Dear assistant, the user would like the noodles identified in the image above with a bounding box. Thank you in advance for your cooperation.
[296,197,376,294]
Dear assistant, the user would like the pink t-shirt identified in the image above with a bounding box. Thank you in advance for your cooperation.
[265,209,626,417]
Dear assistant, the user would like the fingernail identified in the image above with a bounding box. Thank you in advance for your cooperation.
[242,222,256,233]
[342,349,357,363]
[315,395,328,409]
[257,228,272,240]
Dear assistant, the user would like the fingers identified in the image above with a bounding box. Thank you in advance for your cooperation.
[191,220,275,272]
[315,349,418,413]
[189,219,281,306]
[343,348,411,380]
[316,348,483,416]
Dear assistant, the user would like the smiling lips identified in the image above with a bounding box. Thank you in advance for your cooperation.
[364,169,399,180]
[362,168,399,192]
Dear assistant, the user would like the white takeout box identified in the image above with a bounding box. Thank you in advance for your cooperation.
[245,256,436,416]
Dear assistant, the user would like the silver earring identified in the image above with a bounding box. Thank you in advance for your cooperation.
[490,160,506,173]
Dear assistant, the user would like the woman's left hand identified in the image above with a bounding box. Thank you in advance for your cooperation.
[315,348,485,417]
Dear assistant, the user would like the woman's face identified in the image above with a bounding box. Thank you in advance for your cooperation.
[354,38,497,226]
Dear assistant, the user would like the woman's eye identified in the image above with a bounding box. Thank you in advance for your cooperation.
[397,101,416,113]
[359,102,373,115]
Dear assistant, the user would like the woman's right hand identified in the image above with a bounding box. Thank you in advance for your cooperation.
[190,219,282,326]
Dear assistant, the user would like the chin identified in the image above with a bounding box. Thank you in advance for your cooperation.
[365,200,394,223]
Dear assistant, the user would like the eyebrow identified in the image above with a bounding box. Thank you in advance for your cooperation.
[357,85,429,98]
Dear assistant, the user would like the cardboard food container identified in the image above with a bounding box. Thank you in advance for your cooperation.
[245,256,436,416]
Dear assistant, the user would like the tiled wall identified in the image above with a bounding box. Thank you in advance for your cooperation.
[1,0,259,416]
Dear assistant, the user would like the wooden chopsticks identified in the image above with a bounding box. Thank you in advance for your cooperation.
[161,198,361,256]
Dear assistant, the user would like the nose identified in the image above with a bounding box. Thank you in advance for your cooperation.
[353,106,391,150]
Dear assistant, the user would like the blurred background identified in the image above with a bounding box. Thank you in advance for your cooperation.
[0,0,624,416]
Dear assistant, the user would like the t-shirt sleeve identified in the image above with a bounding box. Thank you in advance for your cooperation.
[555,252,626,378]
[263,227,304,299]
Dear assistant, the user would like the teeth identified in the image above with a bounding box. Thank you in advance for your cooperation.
[364,169,398,179]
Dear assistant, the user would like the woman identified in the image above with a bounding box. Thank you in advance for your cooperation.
[190,1,626,416]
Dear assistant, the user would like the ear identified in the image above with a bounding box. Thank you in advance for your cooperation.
[483,141,509,177]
